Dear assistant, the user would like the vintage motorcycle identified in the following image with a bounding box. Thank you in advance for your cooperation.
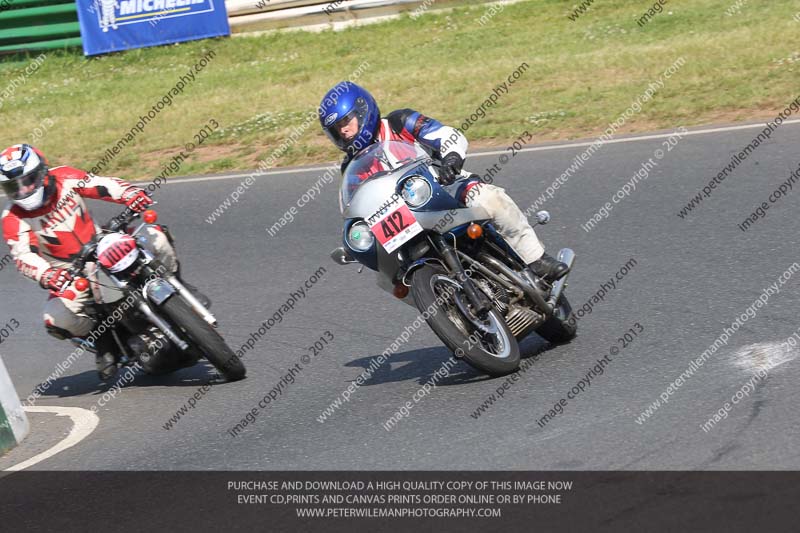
[66,204,245,381]
[331,141,576,377]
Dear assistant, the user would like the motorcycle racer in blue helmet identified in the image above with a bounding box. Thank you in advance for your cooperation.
[319,81,568,282]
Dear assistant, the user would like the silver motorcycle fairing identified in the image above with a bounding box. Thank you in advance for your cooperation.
[342,174,399,219]
[414,208,490,232]
[373,234,413,307]
[345,176,488,307]
[343,173,491,232]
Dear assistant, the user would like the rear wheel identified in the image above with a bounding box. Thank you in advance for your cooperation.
[160,296,246,381]
[535,294,577,343]
[411,264,520,376]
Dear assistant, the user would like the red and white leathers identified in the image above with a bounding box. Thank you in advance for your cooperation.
[345,109,545,263]
[1,166,177,338]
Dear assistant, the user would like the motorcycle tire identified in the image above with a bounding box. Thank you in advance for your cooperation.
[160,295,246,381]
[411,264,520,377]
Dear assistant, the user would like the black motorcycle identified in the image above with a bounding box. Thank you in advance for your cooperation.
[65,204,245,381]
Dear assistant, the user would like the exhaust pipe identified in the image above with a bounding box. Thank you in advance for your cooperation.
[548,248,575,306]
[479,253,553,315]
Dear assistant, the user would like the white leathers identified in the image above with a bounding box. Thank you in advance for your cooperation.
[463,180,545,263]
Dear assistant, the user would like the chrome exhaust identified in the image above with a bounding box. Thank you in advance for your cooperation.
[479,253,554,315]
[548,248,576,306]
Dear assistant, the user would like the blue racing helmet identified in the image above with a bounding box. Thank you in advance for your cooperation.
[319,82,380,153]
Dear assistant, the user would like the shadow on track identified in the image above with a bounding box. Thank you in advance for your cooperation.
[32,362,224,399]
[344,335,554,387]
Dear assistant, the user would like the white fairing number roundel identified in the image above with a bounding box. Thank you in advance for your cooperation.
[97,233,139,273]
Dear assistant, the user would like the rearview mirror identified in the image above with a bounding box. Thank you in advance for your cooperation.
[535,210,551,225]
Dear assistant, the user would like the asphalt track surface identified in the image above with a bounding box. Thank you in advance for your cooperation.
[2,121,800,471]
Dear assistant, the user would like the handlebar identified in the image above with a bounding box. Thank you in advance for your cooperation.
[105,189,155,232]
[68,241,97,277]
[105,206,139,233]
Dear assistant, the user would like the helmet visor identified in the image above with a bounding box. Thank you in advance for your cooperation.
[0,165,46,200]
[323,97,369,149]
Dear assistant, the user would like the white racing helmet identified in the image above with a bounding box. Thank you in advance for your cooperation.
[0,144,51,210]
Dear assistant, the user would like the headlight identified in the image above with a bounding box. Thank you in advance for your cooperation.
[346,221,374,252]
[400,176,432,208]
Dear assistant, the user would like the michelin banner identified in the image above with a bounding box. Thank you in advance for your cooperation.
[76,0,230,56]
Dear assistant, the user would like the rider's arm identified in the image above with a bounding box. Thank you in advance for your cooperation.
[2,208,52,284]
[69,169,151,210]
[387,109,469,159]
[68,169,141,203]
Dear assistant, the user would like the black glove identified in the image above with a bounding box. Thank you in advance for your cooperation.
[438,152,464,185]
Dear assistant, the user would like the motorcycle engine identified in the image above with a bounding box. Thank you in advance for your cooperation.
[475,278,508,315]
[127,327,175,374]
[475,277,543,338]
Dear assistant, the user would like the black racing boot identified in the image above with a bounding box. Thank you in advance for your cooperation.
[94,329,119,381]
[527,253,569,282]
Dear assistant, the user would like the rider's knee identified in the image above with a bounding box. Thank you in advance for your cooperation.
[468,183,508,212]
[140,226,178,273]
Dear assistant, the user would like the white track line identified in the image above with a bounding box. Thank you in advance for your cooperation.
[732,341,798,373]
[162,119,800,186]
[3,406,99,472]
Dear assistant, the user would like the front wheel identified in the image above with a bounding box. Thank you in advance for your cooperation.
[410,264,520,377]
[160,295,246,381]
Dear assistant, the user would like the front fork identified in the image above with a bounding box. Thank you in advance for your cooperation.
[429,234,567,318]
[131,292,189,351]
[103,269,189,352]
[115,261,208,352]
[429,234,490,317]
[142,260,217,326]
[166,275,216,326]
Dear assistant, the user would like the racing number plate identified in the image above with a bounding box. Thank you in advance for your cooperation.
[368,196,423,253]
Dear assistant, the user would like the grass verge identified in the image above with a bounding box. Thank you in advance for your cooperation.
[0,0,798,179]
